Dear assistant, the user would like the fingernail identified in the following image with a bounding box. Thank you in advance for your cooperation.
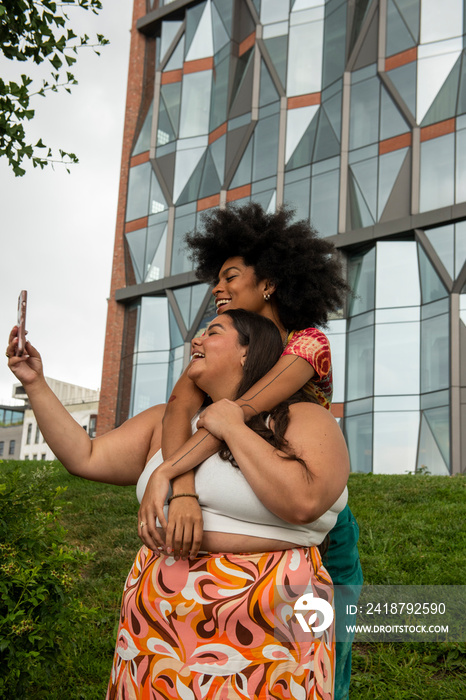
[166,547,172,554]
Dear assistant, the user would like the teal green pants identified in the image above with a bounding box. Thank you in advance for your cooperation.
[322,505,363,700]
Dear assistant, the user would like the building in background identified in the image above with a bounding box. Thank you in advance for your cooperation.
[99,0,466,475]
[13,379,99,461]
[0,404,25,460]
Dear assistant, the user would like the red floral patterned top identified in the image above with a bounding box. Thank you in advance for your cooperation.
[282,328,333,410]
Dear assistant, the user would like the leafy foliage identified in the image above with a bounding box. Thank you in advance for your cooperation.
[0,0,109,175]
[0,461,95,696]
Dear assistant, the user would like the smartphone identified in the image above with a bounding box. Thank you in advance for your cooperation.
[16,290,27,356]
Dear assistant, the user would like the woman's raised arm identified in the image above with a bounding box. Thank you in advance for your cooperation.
[6,329,163,485]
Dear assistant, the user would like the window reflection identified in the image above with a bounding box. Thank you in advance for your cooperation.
[417,412,449,475]
[373,412,420,474]
[345,413,372,473]
[179,71,212,139]
[326,319,346,403]
[374,321,420,395]
[421,313,449,393]
[420,134,455,212]
[287,19,323,96]
[348,247,375,316]
[126,163,151,222]
[346,325,374,400]
[376,242,420,309]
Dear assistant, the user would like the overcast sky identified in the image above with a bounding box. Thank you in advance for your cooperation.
[0,0,133,404]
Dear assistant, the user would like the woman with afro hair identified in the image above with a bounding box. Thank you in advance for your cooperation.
[138,202,363,700]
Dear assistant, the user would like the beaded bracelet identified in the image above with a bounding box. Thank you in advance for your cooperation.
[167,493,199,504]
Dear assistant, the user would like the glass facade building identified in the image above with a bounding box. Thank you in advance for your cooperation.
[100,0,466,475]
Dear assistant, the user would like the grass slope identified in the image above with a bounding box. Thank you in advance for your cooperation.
[7,463,466,698]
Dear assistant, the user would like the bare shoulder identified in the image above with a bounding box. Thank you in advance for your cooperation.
[288,401,338,426]
[285,402,347,448]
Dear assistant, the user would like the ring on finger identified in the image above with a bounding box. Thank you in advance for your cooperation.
[140,521,145,528]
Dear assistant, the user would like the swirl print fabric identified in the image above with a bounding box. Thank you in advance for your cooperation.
[106,546,334,699]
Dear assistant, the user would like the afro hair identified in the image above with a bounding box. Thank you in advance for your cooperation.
[185,202,349,330]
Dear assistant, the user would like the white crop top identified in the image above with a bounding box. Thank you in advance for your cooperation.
[136,427,347,547]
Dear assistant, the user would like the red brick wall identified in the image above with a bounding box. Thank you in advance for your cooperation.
[97,0,154,435]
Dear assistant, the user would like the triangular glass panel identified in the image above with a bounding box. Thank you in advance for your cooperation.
[380,84,409,140]
[348,246,376,315]
[164,34,185,72]
[425,225,455,279]
[190,284,210,327]
[168,304,185,348]
[322,89,342,143]
[424,406,450,472]
[285,105,319,164]
[348,169,376,228]
[157,94,177,147]
[229,48,254,115]
[313,109,341,162]
[173,286,192,329]
[126,228,147,284]
[177,151,208,205]
[230,137,253,188]
[149,170,168,214]
[417,48,461,123]
[322,3,346,89]
[145,222,166,277]
[213,0,233,35]
[253,188,276,213]
[145,226,167,282]
[349,157,378,221]
[421,55,462,126]
[285,109,319,171]
[348,0,374,57]
[417,414,449,475]
[159,20,183,67]
[209,52,230,131]
[455,221,466,278]
[211,1,230,53]
[378,148,408,219]
[186,1,214,61]
[161,83,181,136]
[396,0,420,43]
[259,59,279,108]
[252,0,261,13]
[198,149,222,199]
[352,8,378,71]
[418,245,448,304]
[173,146,206,201]
[386,0,416,57]
[133,102,153,156]
[185,2,206,60]
[388,61,416,116]
[225,123,252,178]
[457,51,466,116]
[263,34,288,90]
[210,134,226,184]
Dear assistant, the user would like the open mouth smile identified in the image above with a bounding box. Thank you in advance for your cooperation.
[216,298,231,311]
[191,352,205,360]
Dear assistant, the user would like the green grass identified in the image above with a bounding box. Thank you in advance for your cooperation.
[347,473,466,699]
[5,463,466,698]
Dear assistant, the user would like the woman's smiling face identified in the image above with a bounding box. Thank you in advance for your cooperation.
[212,257,274,316]
[187,314,247,401]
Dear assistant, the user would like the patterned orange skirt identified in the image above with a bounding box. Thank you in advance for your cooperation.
[106,546,334,699]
